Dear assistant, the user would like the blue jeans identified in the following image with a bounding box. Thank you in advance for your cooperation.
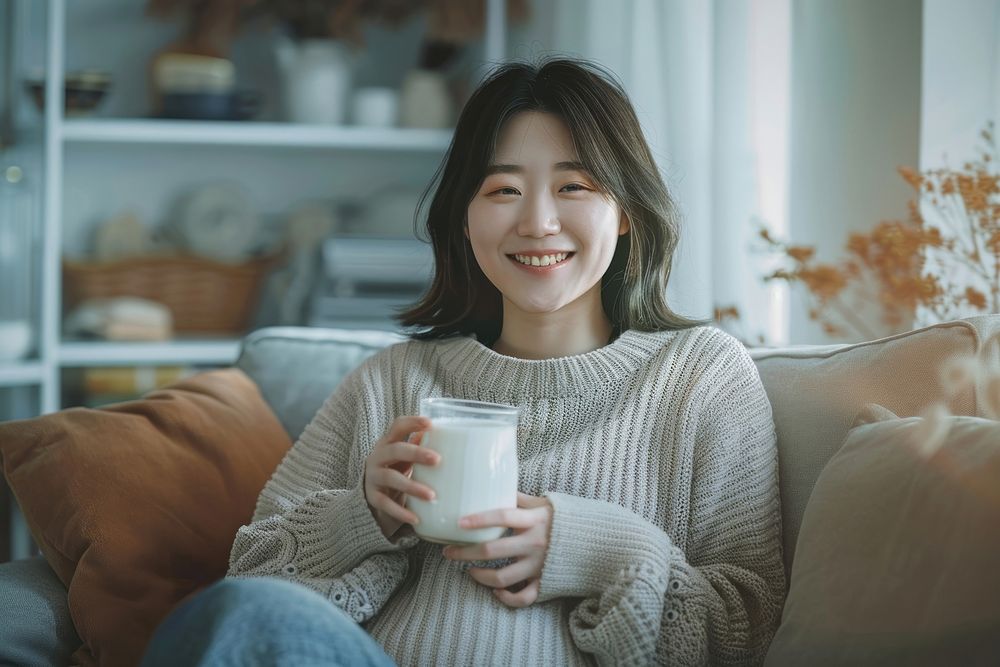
[141,577,397,667]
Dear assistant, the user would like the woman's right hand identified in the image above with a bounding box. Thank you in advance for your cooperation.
[363,416,440,539]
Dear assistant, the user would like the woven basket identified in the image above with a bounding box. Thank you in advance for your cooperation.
[62,253,279,334]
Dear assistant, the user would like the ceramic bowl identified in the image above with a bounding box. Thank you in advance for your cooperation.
[26,70,112,116]
[0,320,33,362]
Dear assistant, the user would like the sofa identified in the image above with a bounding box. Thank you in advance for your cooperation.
[2,317,999,666]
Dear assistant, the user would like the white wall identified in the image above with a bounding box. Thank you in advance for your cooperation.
[921,0,999,168]
[787,0,923,343]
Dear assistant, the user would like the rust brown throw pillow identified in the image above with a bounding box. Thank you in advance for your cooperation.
[0,369,293,667]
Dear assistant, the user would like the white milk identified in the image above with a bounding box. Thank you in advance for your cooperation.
[407,417,518,544]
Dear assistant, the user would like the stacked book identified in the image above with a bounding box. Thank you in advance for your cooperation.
[310,236,434,331]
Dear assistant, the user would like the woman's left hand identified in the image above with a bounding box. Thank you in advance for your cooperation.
[442,492,553,608]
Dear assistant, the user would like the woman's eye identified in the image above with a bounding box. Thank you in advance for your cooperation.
[487,183,588,196]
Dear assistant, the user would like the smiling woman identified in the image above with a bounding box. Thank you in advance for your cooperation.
[399,59,703,349]
[142,58,786,667]
[464,111,630,358]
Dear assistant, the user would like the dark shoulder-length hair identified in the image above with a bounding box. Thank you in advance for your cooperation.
[398,57,705,343]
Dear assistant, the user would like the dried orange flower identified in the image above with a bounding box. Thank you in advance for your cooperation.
[966,287,988,310]
[786,246,815,263]
[760,123,1000,340]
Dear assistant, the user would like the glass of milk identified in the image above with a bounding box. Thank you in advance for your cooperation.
[407,398,519,544]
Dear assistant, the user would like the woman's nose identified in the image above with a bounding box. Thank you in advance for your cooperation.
[516,193,561,237]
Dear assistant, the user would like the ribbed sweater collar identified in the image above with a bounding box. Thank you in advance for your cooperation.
[431,329,675,400]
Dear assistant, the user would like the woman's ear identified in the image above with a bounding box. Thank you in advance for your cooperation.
[619,211,631,236]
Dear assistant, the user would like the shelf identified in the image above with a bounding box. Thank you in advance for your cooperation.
[58,339,242,367]
[0,361,45,388]
[61,119,454,151]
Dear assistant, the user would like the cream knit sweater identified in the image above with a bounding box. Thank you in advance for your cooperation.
[228,326,785,666]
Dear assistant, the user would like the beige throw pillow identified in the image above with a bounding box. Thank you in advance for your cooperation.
[750,318,992,572]
[765,404,1000,666]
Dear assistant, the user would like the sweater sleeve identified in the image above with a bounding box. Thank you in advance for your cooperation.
[227,360,419,624]
[537,339,786,666]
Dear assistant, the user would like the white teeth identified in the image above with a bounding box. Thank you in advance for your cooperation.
[513,252,569,267]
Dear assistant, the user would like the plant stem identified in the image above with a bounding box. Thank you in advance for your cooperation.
[828,296,880,340]
[993,250,999,312]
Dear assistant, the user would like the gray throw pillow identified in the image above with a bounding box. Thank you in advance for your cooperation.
[764,404,1000,666]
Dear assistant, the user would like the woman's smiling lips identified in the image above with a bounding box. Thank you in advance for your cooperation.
[506,251,576,273]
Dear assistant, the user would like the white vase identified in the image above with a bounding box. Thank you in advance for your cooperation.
[275,37,352,125]
[399,69,451,129]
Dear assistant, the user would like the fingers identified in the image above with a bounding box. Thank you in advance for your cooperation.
[493,578,540,608]
[458,506,545,531]
[375,441,440,467]
[369,489,421,526]
[467,558,539,590]
[370,467,436,501]
[443,531,538,562]
[448,497,550,610]
[365,416,437,536]
[381,416,431,445]
[517,492,546,508]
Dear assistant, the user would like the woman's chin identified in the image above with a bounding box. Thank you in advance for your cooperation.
[504,297,579,317]
[500,287,606,320]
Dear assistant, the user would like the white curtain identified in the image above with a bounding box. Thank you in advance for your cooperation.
[548,0,790,343]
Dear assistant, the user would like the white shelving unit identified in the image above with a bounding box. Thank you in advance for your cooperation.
[1,0,515,561]
[62,119,454,151]
[28,0,508,418]
[0,362,45,388]
[58,340,243,367]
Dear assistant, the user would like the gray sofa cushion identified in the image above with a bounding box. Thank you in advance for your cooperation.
[748,318,991,571]
[235,326,402,441]
[0,556,79,666]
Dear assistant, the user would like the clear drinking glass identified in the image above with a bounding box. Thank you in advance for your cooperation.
[407,398,520,545]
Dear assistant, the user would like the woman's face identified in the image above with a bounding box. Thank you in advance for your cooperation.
[466,111,629,321]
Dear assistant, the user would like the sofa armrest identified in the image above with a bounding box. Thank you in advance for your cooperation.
[0,556,79,666]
